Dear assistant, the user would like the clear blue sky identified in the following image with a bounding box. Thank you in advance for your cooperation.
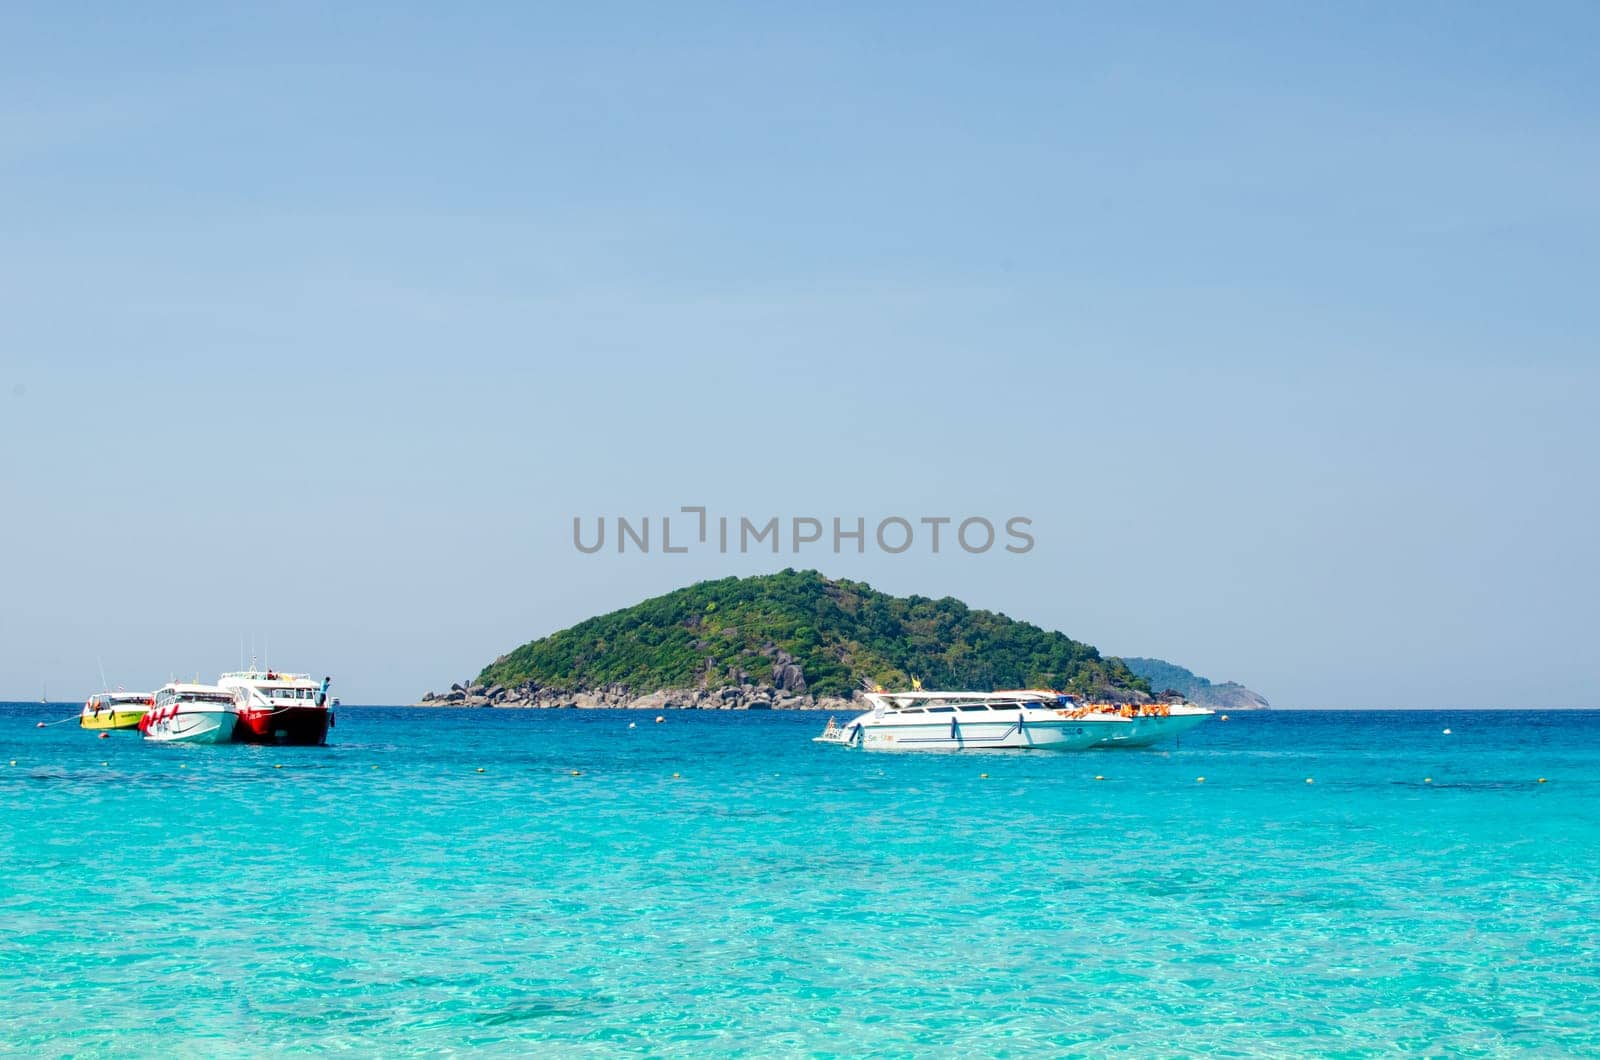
[3,3,1596,706]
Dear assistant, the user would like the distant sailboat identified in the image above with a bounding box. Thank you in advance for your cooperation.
[40,683,47,705]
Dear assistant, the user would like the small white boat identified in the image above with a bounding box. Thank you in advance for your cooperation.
[140,683,241,744]
[816,690,1212,751]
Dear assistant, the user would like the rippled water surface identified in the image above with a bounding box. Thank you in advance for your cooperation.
[3,705,1598,1055]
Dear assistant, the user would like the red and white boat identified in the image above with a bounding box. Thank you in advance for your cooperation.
[217,669,334,745]
[140,683,241,744]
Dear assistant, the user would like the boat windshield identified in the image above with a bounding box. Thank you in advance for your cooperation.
[184,692,237,705]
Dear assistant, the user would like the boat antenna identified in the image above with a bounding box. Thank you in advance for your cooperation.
[97,656,108,693]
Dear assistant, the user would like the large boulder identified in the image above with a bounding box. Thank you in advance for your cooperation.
[773,661,807,693]
[628,690,672,711]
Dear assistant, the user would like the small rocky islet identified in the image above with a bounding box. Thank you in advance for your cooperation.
[415,570,1268,711]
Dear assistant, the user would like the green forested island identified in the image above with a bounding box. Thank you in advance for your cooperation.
[419,569,1157,709]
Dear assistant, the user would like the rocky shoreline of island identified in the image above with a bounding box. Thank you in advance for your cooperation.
[416,679,858,712]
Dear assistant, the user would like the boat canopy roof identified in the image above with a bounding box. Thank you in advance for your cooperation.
[219,670,315,684]
[865,689,1068,705]
[91,691,150,703]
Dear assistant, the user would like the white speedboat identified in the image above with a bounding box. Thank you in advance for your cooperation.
[140,683,241,744]
[815,690,1212,751]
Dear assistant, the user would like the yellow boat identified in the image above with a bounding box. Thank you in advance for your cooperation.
[80,692,153,730]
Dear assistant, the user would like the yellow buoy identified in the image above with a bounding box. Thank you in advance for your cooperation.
[1424,777,1432,784]
[1305,778,1314,784]
[371,765,379,770]
[476,767,485,773]
[274,764,283,769]
[1538,777,1547,784]
[980,773,989,779]
[570,769,581,776]
[672,772,681,779]
[7,760,15,767]
[1094,775,1105,781]
[1196,776,1205,783]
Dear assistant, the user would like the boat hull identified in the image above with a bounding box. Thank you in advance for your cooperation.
[1094,710,1212,747]
[233,706,331,746]
[80,709,146,731]
[856,716,1111,751]
[841,707,1213,752]
[140,706,239,744]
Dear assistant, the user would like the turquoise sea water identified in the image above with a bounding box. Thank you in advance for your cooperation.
[3,705,1597,1056]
